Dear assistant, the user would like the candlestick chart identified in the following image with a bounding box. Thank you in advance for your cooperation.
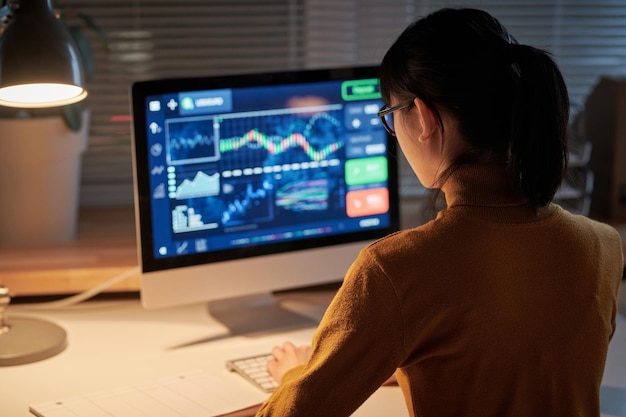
[217,109,344,169]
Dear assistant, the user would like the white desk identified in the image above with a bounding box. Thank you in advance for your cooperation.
[3,287,626,417]
[2,290,408,417]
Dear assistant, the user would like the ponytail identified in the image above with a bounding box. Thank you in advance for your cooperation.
[508,44,569,207]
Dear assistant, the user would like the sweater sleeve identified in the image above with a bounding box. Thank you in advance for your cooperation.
[255,248,406,417]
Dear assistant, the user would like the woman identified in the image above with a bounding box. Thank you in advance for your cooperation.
[255,8,624,417]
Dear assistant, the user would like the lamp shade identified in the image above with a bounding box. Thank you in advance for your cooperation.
[0,0,87,108]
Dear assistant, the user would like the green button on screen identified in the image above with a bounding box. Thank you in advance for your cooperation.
[345,157,388,185]
[341,78,381,101]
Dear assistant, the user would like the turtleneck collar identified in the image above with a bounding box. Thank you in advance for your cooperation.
[438,163,558,223]
[440,163,524,207]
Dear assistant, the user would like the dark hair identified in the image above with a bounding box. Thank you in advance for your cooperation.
[379,8,569,207]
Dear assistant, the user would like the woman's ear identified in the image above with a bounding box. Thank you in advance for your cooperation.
[414,98,437,143]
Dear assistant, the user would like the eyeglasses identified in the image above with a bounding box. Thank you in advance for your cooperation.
[377,101,414,136]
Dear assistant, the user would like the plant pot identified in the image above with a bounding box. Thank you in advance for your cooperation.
[0,113,88,247]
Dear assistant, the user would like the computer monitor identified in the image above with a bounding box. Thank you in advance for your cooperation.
[130,66,400,334]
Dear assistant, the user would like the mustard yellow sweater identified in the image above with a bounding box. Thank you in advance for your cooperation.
[255,163,624,417]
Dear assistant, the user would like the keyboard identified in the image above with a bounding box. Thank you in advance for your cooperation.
[226,353,279,393]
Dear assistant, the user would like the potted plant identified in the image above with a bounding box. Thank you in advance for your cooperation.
[0,0,107,246]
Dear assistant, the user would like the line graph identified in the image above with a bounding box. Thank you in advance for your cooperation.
[165,116,219,165]
[221,181,272,225]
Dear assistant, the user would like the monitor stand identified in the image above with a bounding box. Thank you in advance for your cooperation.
[208,292,319,336]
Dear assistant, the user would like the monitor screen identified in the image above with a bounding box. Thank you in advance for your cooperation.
[131,66,400,332]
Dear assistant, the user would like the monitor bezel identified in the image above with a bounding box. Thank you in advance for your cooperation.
[131,65,400,277]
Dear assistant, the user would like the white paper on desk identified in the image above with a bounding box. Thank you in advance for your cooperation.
[29,370,267,417]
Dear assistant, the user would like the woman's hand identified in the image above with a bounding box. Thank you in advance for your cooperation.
[266,341,311,383]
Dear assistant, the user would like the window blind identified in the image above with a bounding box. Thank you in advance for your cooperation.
[56,0,626,206]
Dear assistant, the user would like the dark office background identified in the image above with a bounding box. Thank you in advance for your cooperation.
[54,0,626,207]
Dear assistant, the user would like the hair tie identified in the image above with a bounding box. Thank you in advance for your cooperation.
[511,61,522,79]
[506,41,522,79]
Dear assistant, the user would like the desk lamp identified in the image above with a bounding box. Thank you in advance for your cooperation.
[0,0,87,108]
[0,0,87,365]
[0,286,67,366]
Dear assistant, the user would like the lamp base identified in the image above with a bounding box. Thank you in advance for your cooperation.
[0,316,67,366]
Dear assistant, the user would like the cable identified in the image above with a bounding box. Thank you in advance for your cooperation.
[13,266,140,310]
